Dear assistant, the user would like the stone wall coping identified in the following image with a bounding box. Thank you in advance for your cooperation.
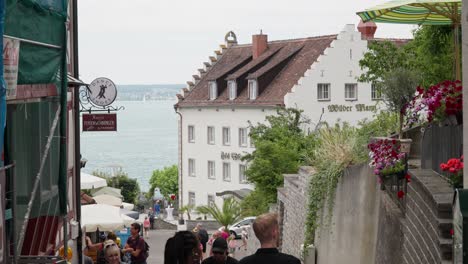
[409,169,454,207]
[299,166,315,175]
[283,174,300,188]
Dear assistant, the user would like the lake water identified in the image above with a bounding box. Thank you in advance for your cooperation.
[80,100,178,191]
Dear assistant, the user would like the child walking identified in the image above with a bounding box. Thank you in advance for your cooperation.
[143,216,150,238]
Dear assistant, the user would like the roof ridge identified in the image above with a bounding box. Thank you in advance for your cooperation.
[231,34,338,48]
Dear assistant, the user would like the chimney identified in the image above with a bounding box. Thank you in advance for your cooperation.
[357,20,377,40]
[252,32,268,59]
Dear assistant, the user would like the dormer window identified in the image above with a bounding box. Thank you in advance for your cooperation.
[209,81,217,100]
[248,80,257,100]
[228,80,237,100]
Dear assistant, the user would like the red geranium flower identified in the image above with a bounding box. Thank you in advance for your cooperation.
[397,191,405,199]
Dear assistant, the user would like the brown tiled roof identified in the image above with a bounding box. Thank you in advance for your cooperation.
[176,35,337,108]
[81,192,96,205]
[227,46,282,80]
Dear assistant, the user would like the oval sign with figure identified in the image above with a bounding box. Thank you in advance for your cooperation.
[88,77,117,106]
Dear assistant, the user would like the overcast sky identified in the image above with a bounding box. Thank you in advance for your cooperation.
[78,0,416,85]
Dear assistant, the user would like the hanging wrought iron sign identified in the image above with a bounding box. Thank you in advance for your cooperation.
[88,77,117,106]
[82,113,117,132]
[80,77,124,113]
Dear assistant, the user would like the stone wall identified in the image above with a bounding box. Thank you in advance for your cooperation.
[374,169,454,264]
[375,192,404,264]
[276,163,454,263]
[154,218,177,230]
[277,166,313,258]
[402,169,453,263]
[185,220,221,231]
[314,164,380,264]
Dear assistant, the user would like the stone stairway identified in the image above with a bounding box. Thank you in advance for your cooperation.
[408,169,454,262]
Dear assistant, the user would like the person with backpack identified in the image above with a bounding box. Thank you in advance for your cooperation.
[196,223,209,253]
[123,222,149,264]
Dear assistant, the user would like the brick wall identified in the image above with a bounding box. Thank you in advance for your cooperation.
[277,166,313,258]
[401,169,453,264]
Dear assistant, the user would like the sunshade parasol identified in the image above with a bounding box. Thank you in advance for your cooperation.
[93,194,122,207]
[91,186,123,198]
[357,0,462,79]
[81,172,107,189]
[81,204,135,232]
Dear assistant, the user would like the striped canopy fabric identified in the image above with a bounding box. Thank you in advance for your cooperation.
[357,0,461,25]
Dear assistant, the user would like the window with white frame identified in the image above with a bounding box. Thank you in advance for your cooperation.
[250,129,255,148]
[371,83,382,100]
[188,192,196,206]
[223,162,231,181]
[248,80,257,100]
[317,83,330,100]
[222,127,230,145]
[239,128,248,147]
[209,81,217,100]
[345,83,357,100]
[239,164,247,183]
[207,195,215,207]
[228,80,237,100]
[208,161,215,179]
[188,125,195,143]
[188,159,196,177]
[207,126,215,144]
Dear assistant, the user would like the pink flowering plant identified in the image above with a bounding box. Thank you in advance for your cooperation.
[405,80,462,128]
[368,138,406,177]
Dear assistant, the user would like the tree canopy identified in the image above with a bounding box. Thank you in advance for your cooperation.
[93,170,140,204]
[359,25,454,88]
[197,197,242,227]
[241,108,317,214]
[148,165,178,199]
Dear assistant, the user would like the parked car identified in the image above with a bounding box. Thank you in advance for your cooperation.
[220,216,256,238]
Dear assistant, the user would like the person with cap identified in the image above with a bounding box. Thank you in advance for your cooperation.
[202,237,239,264]
[239,213,300,264]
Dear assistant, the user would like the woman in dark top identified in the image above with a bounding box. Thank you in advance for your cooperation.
[164,231,202,264]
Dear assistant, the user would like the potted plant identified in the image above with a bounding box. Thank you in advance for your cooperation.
[368,138,411,196]
[440,156,464,188]
[405,80,463,128]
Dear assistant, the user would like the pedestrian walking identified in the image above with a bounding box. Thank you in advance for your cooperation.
[123,223,149,264]
[207,231,222,256]
[103,240,124,264]
[143,216,150,238]
[240,227,248,251]
[239,213,300,264]
[227,233,237,257]
[164,231,202,264]
[195,223,209,253]
[148,208,155,229]
[154,200,161,218]
[201,238,239,264]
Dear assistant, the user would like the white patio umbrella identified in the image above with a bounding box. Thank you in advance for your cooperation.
[81,172,107,190]
[122,202,134,210]
[93,194,122,207]
[81,204,135,232]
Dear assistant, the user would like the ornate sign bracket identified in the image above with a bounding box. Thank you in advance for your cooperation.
[79,77,124,113]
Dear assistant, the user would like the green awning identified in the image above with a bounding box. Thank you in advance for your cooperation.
[357,0,461,25]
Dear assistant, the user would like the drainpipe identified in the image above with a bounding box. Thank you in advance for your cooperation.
[59,5,69,258]
[174,107,183,219]
[71,0,83,262]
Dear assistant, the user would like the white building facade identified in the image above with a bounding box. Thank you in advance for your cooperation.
[175,23,404,209]
[177,107,276,209]
[285,24,383,127]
